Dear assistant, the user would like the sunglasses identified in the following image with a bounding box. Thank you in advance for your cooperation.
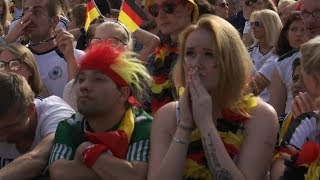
[217,2,229,8]
[250,21,263,27]
[148,1,181,17]
[0,59,22,71]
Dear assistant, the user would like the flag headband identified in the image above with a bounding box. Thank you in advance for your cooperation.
[79,42,128,87]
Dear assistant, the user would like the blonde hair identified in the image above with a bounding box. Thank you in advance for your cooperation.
[0,43,48,97]
[300,36,320,75]
[250,9,283,47]
[95,21,133,50]
[173,15,254,116]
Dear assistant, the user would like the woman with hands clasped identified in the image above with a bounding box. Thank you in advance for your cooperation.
[148,15,278,180]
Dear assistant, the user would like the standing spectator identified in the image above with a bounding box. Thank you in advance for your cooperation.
[21,0,84,98]
[0,72,74,179]
[145,0,199,114]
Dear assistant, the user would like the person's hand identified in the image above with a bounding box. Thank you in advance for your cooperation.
[5,7,33,43]
[292,92,315,118]
[55,28,75,61]
[178,66,196,129]
[74,141,94,162]
[189,69,213,128]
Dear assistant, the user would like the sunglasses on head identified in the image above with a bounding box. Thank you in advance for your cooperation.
[148,1,181,17]
[250,21,263,27]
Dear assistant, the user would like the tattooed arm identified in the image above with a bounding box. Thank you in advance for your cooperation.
[197,101,278,180]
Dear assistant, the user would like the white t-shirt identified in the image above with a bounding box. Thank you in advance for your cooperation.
[30,47,85,98]
[276,49,300,114]
[0,96,75,168]
[248,44,276,71]
[249,44,277,102]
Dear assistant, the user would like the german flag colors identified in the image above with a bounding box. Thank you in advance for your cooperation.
[85,0,100,31]
[118,0,147,32]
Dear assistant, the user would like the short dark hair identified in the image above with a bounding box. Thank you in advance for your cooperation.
[0,72,34,117]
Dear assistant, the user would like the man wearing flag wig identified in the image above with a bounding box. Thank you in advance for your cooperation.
[49,41,153,180]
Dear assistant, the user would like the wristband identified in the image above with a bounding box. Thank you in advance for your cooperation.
[82,144,108,168]
[172,136,189,145]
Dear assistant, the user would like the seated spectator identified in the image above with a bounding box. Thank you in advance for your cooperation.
[248,9,282,103]
[270,57,316,180]
[63,20,159,110]
[148,15,278,180]
[271,35,320,180]
[0,72,74,179]
[270,16,305,116]
[49,42,152,180]
[0,43,48,97]
[269,0,316,117]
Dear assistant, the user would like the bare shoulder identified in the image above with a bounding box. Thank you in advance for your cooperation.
[246,99,278,133]
[153,102,178,133]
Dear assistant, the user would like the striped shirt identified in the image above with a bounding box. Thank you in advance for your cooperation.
[48,109,152,164]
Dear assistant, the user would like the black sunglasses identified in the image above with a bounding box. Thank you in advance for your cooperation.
[250,21,263,27]
[148,1,181,17]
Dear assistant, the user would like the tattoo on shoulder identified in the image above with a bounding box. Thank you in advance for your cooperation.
[202,133,233,180]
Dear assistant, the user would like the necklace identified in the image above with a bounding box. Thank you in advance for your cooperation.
[26,36,56,47]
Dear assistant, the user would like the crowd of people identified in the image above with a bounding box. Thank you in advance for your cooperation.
[0,0,319,179]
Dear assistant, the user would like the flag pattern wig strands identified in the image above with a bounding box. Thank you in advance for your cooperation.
[118,0,148,32]
[85,0,100,31]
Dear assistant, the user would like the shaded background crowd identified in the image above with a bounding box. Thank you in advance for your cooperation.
[0,0,319,179]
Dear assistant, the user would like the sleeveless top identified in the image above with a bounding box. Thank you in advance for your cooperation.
[175,94,258,179]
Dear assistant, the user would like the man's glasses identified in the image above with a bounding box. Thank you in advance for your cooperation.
[0,59,22,71]
[300,9,320,19]
[148,1,181,17]
[217,2,229,8]
[250,21,263,28]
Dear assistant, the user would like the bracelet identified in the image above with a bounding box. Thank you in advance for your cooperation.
[82,144,108,168]
[172,136,189,145]
[177,122,194,132]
